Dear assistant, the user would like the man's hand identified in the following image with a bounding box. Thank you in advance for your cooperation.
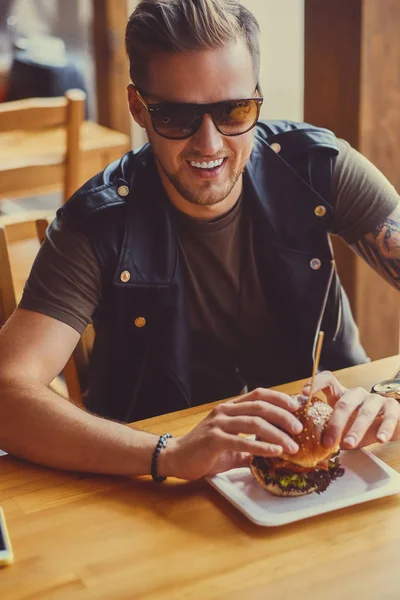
[159,388,304,480]
[302,371,400,450]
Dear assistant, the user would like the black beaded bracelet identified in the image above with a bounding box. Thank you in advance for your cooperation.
[151,433,173,483]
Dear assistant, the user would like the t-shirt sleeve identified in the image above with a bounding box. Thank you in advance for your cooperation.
[19,215,102,334]
[330,138,400,243]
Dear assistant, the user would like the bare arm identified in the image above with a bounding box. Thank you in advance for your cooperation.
[0,309,160,476]
[350,204,400,289]
[0,309,306,480]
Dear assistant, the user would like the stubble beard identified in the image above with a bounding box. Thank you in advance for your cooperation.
[157,155,249,207]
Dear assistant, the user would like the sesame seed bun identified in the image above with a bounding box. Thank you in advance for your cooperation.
[249,395,345,497]
[279,395,339,468]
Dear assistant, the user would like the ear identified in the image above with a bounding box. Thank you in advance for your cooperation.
[127,84,147,129]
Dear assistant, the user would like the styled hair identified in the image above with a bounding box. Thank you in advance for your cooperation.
[125,0,260,88]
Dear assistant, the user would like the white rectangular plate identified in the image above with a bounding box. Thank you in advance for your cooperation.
[206,449,400,526]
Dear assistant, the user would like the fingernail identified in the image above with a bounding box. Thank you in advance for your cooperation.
[288,441,299,453]
[378,433,387,443]
[344,435,356,448]
[293,422,303,434]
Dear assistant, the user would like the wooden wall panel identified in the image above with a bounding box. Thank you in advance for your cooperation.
[93,0,132,143]
[360,0,400,192]
[304,0,362,148]
[304,0,400,360]
[356,0,400,359]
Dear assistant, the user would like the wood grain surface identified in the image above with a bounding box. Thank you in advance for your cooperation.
[93,0,132,141]
[0,121,130,200]
[1,356,400,599]
[304,0,400,361]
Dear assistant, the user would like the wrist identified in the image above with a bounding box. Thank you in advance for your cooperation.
[156,436,179,479]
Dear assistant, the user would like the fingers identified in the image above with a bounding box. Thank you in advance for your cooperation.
[302,370,348,406]
[231,387,300,413]
[214,398,303,453]
[323,387,393,449]
[210,383,399,461]
[211,430,285,458]
[322,385,400,449]
[208,381,400,466]
[342,392,385,448]
[222,400,302,435]
[219,415,299,454]
[322,387,366,448]
[376,398,400,443]
[204,389,305,458]
[201,388,307,460]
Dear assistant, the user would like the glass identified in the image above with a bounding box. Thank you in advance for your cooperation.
[134,86,263,140]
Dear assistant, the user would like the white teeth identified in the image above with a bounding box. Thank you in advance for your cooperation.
[190,158,224,169]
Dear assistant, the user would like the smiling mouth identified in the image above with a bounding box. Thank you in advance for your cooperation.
[187,157,226,171]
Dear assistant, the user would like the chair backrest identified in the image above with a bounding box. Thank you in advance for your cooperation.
[0,215,83,406]
[0,216,46,323]
[0,89,85,202]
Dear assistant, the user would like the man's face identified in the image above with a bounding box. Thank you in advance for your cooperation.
[128,38,258,218]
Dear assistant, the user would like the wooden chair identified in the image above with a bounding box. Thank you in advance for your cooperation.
[0,90,100,405]
[0,90,130,202]
[0,89,86,203]
[0,216,83,406]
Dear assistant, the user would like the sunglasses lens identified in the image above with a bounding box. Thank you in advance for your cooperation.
[151,105,200,139]
[213,100,259,135]
[149,99,261,139]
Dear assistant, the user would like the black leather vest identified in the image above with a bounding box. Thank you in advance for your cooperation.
[59,121,368,422]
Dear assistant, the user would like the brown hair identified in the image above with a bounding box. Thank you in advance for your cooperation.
[125,0,260,88]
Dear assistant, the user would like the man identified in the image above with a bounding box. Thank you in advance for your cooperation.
[0,0,399,482]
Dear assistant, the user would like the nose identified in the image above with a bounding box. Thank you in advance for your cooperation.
[190,114,224,156]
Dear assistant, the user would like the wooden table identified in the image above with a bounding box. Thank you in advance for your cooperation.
[1,356,400,599]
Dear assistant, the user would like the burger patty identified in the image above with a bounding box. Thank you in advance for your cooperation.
[252,454,345,495]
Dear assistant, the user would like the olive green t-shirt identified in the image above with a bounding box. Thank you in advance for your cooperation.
[20,139,400,403]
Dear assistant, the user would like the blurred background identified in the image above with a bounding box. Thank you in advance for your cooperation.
[0,0,399,364]
[0,0,305,143]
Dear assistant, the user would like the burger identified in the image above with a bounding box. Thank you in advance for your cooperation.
[250,395,345,496]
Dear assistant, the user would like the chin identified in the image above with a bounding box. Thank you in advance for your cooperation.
[250,395,345,497]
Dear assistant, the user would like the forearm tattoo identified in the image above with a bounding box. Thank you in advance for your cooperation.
[352,206,400,290]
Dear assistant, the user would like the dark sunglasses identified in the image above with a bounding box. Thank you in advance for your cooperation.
[134,85,263,140]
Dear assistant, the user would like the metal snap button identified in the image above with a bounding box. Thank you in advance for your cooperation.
[310,258,322,270]
[315,205,327,217]
[134,317,146,328]
[120,270,131,282]
[118,185,129,197]
[270,142,281,154]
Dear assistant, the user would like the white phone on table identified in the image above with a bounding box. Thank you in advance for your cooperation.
[0,507,14,566]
